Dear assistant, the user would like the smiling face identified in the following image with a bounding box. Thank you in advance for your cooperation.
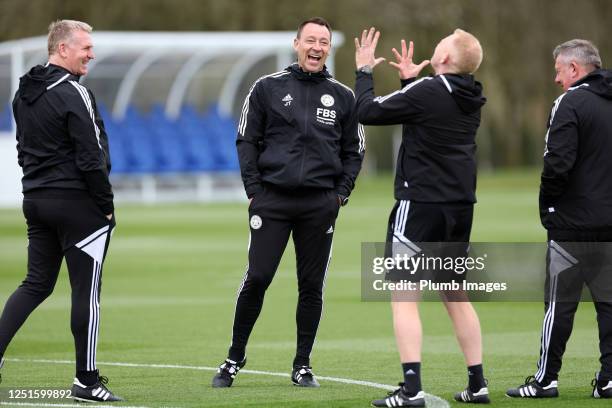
[65,30,94,76]
[293,22,331,73]
[53,29,95,76]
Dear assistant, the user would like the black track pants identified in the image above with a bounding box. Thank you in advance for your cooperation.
[0,193,114,373]
[228,186,339,367]
[535,231,612,383]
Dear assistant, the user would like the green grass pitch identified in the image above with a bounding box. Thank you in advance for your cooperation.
[0,169,603,407]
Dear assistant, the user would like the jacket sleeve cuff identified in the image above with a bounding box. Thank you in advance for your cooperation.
[245,183,264,198]
[335,186,351,199]
[355,71,373,80]
[99,201,114,215]
[400,77,417,87]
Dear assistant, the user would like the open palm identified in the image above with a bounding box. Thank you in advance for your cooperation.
[354,27,386,69]
[389,39,430,80]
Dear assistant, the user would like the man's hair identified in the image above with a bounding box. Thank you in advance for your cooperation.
[450,29,483,74]
[553,39,601,69]
[47,19,92,56]
[296,17,332,40]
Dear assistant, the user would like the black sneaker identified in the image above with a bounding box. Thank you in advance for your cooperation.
[0,357,4,385]
[454,386,490,404]
[506,375,558,398]
[372,383,425,407]
[291,366,320,387]
[592,372,612,398]
[72,375,123,402]
[212,357,246,388]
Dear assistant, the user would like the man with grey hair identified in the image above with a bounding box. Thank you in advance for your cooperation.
[507,39,612,400]
[0,20,122,402]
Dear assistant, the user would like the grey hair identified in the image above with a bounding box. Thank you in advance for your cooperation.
[553,39,602,69]
[48,20,93,56]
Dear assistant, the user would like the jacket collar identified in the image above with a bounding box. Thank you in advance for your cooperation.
[287,63,331,82]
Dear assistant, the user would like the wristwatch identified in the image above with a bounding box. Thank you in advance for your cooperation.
[338,194,349,206]
[357,65,373,75]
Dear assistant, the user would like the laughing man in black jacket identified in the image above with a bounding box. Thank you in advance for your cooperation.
[212,17,364,389]
[355,28,489,406]
[0,20,121,402]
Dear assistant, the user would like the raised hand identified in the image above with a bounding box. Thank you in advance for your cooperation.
[389,39,430,80]
[355,27,386,70]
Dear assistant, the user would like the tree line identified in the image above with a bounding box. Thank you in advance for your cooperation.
[2,0,610,169]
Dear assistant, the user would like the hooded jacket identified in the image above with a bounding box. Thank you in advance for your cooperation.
[13,63,113,214]
[356,72,486,203]
[236,63,365,199]
[540,69,612,231]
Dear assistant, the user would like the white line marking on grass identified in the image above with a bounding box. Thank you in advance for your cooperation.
[6,358,450,408]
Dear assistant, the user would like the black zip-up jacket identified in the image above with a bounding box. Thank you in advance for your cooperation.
[236,63,365,199]
[540,69,612,231]
[356,71,486,203]
[13,63,114,214]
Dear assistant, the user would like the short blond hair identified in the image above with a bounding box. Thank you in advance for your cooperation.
[47,19,92,56]
[451,29,483,74]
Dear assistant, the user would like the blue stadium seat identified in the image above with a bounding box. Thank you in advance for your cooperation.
[96,103,129,175]
[89,103,241,175]
[148,105,187,173]
[121,106,157,173]
[97,102,111,122]
[104,120,130,175]
[178,105,216,171]
[0,104,12,132]
[204,105,239,171]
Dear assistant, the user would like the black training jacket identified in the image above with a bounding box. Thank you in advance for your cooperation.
[13,63,114,214]
[540,69,612,231]
[236,63,365,199]
[356,72,486,203]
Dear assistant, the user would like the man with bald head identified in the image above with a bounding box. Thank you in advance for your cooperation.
[355,29,488,406]
[507,39,612,400]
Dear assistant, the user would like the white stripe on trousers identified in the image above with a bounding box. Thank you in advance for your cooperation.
[235,233,252,298]
[230,233,251,350]
[535,244,559,382]
[87,259,102,371]
[77,227,109,372]
[76,225,109,249]
[310,238,333,360]
[393,200,410,242]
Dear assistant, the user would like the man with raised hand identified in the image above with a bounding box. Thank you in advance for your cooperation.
[354,28,488,406]
[507,39,612,400]
[211,17,364,389]
[0,20,121,402]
